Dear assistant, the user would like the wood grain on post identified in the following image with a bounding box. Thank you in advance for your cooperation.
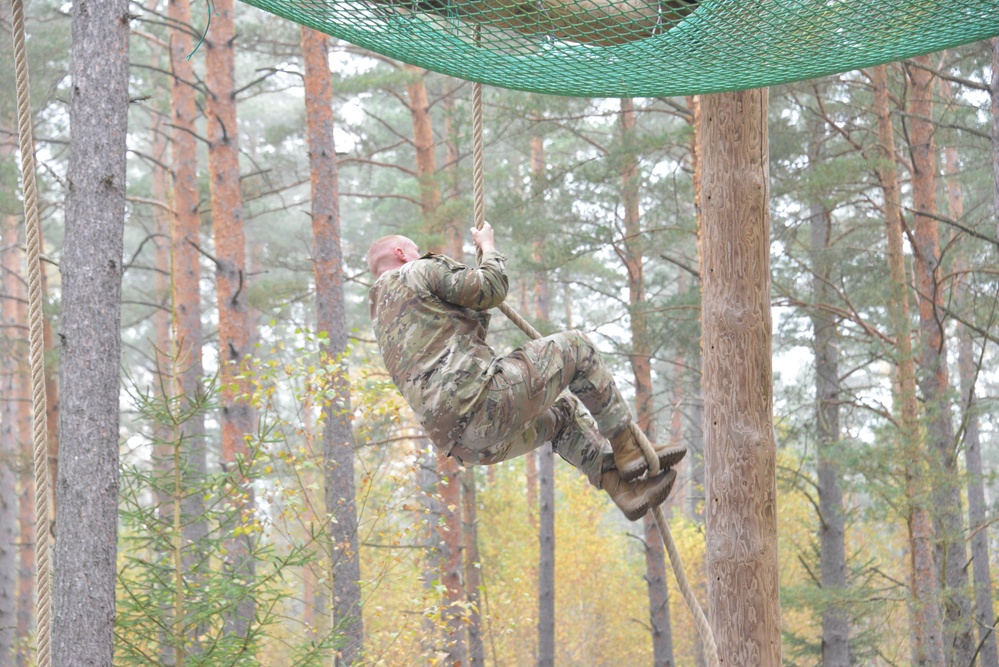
[699,88,781,666]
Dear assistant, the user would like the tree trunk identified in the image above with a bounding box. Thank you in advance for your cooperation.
[418,446,443,658]
[148,109,176,664]
[525,450,538,526]
[150,110,173,504]
[700,88,781,666]
[150,112,171,360]
[17,442,33,667]
[409,69,465,667]
[206,0,255,637]
[0,212,18,665]
[167,0,208,616]
[301,27,363,664]
[167,0,202,391]
[806,97,850,667]
[299,385,323,642]
[871,63,946,666]
[530,109,556,667]
[443,92,464,260]
[524,113,541,531]
[11,220,33,665]
[940,80,999,667]
[52,0,129,662]
[404,71,459,661]
[406,65,442,239]
[906,56,975,667]
[537,444,555,667]
[462,470,486,667]
[168,9,208,655]
[992,38,998,239]
[642,510,674,667]
[685,94,705,531]
[40,265,56,528]
[665,356,685,513]
[620,98,675,667]
[959,325,997,667]
[443,90,486,667]
[0,18,19,654]
[3,92,55,667]
[438,445,466,665]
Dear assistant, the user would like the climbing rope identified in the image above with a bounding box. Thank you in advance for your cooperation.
[11,0,53,665]
[470,81,719,666]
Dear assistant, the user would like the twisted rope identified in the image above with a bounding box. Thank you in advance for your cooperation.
[11,0,52,665]
[472,81,485,262]
[654,504,719,666]
[469,81,719,667]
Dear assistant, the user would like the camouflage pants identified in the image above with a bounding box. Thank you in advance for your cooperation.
[456,330,633,486]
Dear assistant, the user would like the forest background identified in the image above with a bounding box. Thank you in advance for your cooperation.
[0,1,998,666]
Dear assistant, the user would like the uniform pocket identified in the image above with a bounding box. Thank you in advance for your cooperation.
[490,361,528,390]
[490,349,550,401]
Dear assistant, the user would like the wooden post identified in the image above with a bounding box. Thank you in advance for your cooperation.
[699,88,781,666]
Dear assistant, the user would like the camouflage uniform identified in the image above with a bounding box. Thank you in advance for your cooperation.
[369,250,633,486]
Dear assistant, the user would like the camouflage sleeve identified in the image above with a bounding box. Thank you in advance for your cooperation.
[428,250,509,311]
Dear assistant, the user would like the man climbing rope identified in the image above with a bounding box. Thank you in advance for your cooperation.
[367,222,685,520]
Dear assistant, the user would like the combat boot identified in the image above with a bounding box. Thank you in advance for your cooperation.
[600,468,677,521]
[609,425,687,482]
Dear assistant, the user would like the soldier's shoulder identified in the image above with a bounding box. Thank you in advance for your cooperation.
[418,252,468,272]
[396,253,459,280]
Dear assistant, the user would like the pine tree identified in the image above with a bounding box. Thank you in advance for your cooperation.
[52,0,130,661]
[804,87,850,666]
[301,26,363,664]
[871,63,946,666]
[619,97,675,667]
[206,0,256,637]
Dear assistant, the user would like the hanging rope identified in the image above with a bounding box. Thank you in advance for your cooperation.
[470,81,719,667]
[11,0,52,665]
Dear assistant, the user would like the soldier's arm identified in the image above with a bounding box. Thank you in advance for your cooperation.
[429,250,509,311]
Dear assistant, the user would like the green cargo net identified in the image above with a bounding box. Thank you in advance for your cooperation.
[239,0,999,97]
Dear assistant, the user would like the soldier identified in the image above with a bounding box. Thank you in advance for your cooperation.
[367,223,684,520]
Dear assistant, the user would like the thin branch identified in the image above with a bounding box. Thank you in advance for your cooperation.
[902,206,999,249]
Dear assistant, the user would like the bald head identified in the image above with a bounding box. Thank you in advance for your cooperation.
[367,235,421,278]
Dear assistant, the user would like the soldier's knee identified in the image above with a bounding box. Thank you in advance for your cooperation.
[564,330,598,362]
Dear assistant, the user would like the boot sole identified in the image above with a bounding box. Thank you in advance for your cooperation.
[618,445,687,483]
[622,469,677,521]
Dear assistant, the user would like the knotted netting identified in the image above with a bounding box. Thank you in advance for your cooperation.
[237,0,999,97]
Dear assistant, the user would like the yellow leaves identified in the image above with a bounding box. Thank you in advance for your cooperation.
[233,515,264,537]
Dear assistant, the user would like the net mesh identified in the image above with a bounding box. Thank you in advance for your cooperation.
[238,0,999,97]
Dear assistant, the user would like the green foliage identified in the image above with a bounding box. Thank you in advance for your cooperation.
[115,363,341,667]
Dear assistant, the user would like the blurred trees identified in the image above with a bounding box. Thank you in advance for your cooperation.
[1,1,997,663]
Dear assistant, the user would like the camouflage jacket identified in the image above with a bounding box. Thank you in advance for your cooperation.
[369,250,509,452]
